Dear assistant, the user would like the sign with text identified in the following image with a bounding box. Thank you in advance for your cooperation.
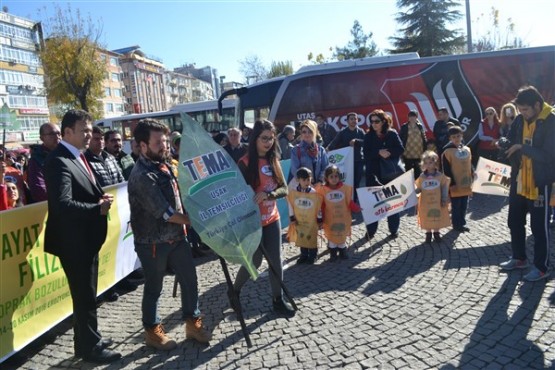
[0,184,138,362]
[474,157,511,197]
[357,170,417,225]
[178,114,261,279]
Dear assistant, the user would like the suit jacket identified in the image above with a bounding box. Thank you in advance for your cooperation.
[44,144,108,257]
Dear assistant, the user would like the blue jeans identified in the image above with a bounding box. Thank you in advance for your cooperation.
[135,239,200,327]
[451,196,469,228]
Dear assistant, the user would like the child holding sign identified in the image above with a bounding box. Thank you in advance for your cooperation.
[441,126,474,232]
[415,151,451,243]
[287,167,323,264]
[318,165,361,261]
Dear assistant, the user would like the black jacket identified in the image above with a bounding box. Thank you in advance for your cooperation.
[506,107,555,188]
[44,144,107,257]
[363,129,405,186]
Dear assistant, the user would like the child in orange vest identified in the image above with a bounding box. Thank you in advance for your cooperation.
[415,151,451,243]
[287,167,323,264]
[441,126,473,232]
[318,165,361,261]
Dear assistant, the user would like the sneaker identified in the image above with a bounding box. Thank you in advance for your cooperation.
[390,232,399,239]
[306,256,317,264]
[499,258,529,271]
[338,248,348,259]
[185,317,211,343]
[272,297,296,317]
[433,232,441,242]
[425,232,432,243]
[329,249,338,262]
[523,267,550,282]
[145,324,177,350]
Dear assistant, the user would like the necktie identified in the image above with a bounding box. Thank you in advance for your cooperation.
[79,153,96,183]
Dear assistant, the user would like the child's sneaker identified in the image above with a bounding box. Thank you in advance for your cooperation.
[425,232,432,244]
[329,248,338,262]
[338,248,348,260]
[433,232,441,242]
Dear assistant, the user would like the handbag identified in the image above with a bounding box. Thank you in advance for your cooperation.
[379,157,405,183]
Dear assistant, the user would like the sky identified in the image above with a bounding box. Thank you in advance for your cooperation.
[2,0,555,85]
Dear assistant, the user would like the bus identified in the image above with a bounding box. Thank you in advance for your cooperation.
[219,46,555,144]
[95,98,237,150]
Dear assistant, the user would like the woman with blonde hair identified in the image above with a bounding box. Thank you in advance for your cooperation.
[499,102,518,138]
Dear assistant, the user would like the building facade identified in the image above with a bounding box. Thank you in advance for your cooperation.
[174,64,218,99]
[114,45,166,114]
[0,11,48,144]
[164,69,215,108]
[97,48,126,118]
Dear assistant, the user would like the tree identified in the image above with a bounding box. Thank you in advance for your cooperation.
[333,20,378,60]
[472,7,527,52]
[39,5,105,117]
[267,61,294,78]
[238,55,268,84]
[390,0,466,57]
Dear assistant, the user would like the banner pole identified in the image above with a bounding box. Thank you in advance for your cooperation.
[219,257,252,348]
[260,248,298,311]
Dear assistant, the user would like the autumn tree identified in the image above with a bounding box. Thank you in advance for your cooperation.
[333,20,378,60]
[39,5,105,117]
[472,7,527,52]
[238,55,268,84]
[267,61,294,78]
[390,0,465,56]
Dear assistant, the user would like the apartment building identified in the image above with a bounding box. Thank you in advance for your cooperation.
[97,48,126,118]
[0,11,48,144]
[114,45,166,114]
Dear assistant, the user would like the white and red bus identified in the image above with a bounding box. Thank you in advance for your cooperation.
[219,46,555,144]
[95,98,237,151]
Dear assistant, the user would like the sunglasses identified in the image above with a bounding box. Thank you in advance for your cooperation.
[258,135,275,143]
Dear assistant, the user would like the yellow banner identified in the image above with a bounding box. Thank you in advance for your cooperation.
[0,184,133,362]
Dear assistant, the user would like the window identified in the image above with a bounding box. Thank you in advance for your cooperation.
[105,103,114,112]
[111,73,120,82]
[100,54,107,62]
[104,87,111,97]
[109,57,118,66]
[113,89,122,97]
[115,104,124,112]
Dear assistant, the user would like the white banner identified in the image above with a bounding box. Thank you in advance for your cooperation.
[474,157,512,197]
[327,146,354,188]
[357,170,417,225]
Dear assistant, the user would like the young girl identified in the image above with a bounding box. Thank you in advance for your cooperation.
[287,167,323,264]
[415,151,451,243]
[317,165,361,261]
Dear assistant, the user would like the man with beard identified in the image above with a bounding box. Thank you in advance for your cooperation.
[104,129,135,180]
[27,122,61,202]
[127,119,211,350]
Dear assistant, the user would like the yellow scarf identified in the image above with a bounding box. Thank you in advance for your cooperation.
[517,103,553,199]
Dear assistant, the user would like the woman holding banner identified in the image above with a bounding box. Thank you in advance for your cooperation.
[229,119,296,316]
[363,109,405,241]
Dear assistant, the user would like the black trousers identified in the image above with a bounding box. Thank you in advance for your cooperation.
[403,158,421,179]
[59,251,102,355]
[508,184,551,273]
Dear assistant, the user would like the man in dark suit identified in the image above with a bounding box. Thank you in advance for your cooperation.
[44,109,121,363]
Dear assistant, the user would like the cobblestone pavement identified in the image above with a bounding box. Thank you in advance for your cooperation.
[4,194,555,369]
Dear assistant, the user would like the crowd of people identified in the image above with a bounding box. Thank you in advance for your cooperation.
[1,85,553,364]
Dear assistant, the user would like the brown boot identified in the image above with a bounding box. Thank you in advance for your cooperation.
[185,317,212,344]
[145,324,177,350]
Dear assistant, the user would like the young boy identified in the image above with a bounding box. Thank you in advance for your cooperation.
[441,126,473,232]
[287,167,323,264]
